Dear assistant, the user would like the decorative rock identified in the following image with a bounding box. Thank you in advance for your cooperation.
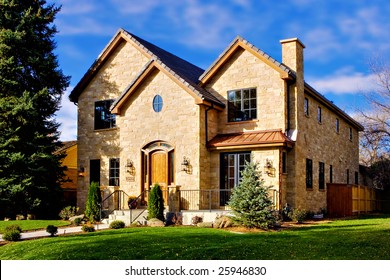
[69,214,84,223]
[147,218,165,227]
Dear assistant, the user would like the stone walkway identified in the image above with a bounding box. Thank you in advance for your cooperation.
[0,223,110,241]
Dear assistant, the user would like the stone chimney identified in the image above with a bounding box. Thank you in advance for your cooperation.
[280,38,305,139]
[280,38,305,81]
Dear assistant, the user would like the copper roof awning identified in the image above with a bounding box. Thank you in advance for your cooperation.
[207,130,294,150]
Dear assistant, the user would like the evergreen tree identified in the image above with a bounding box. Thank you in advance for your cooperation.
[147,184,165,221]
[0,1,70,219]
[228,160,276,229]
[84,181,102,223]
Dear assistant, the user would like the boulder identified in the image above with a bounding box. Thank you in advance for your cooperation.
[147,218,165,227]
[69,214,84,223]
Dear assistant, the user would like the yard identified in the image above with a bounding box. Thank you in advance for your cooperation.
[0,215,389,260]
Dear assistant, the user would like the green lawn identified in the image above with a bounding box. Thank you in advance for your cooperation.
[0,220,71,234]
[0,216,389,260]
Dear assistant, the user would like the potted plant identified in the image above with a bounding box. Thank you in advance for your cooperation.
[128,196,138,209]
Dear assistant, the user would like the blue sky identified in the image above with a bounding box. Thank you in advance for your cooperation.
[53,0,390,141]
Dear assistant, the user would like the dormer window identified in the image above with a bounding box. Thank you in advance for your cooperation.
[94,100,116,130]
[227,88,257,122]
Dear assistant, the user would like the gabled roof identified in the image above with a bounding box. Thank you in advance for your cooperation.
[199,36,294,85]
[207,130,294,150]
[69,28,224,107]
[55,140,77,154]
[111,58,224,114]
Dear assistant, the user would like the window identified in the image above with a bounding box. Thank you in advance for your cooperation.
[109,158,120,186]
[349,127,353,141]
[306,158,313,189]
[317,106,322,123]
[319,162,325,190]
[94,100,116,130]
[336,118,340,133]
[220,152,251,206]
[90,159,101,186]
[282,152,287,174]
[329,165,333,183]
[355,171,359,185]
[346,169,350,184]
[153,95,163,112]
[304,98,309,116]
[227,88,257,122]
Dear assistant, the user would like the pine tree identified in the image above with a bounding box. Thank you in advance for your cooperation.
[228,160,276,229]
[0,1,70,219]
[147,184,165,222]
[84,181,102,223]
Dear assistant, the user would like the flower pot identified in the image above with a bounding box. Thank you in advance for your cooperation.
[128,200,137,209]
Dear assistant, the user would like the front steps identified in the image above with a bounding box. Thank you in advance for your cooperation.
[102,209,232,226]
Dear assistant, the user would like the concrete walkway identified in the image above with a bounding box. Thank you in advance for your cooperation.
[0,223,110,241]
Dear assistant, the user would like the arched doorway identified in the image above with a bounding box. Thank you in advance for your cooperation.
[141,141,174,205]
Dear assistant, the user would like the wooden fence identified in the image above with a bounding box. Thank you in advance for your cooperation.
[327,184,381,217]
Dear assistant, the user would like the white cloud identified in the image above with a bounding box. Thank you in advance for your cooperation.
[56,88,77,141]
[308,71,377,95]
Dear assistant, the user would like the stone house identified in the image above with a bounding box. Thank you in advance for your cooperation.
[69,29,363,214]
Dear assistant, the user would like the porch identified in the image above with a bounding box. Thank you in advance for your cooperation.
[100,187,280,225]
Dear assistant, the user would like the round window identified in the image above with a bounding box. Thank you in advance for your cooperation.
[153,95,163,112]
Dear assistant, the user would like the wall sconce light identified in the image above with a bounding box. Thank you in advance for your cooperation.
[78,166,85,177]
[126,159,135,176]
[264,159,275,177]
[181,156,192,174]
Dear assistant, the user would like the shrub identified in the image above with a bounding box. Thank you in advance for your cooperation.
[85,181,102,223]
[73,217,83,226]
[228,160,276,229]
[46,225,58,236]
[191,215,203,225]
[109,220,125,229]
[81,224,95,232]
[197,222,213,228]
[2,225,22,241]
[289,209,307,224]
[147,184,165,222]
[59,206,79,220]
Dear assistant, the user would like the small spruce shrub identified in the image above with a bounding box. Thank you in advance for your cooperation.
[147,184,165,222]
[46,225,58,236]
[109,220,125,229]
[228,160,276,229]
[2,225,22,241]
[81,223,95,232]
[59,206,79,220]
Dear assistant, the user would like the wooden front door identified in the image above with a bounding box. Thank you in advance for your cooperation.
[150,151,168,204]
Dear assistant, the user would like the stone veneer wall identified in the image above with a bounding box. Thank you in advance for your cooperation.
[205,48,287,135]
[117,68,201,197]
[292,92,360,211]
[77,41,149,211]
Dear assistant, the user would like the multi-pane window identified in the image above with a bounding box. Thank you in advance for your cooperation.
[319,162,325,190]
[317,106,322,123]
[95,100,116,130]
[306,158,313,189]
[220,152,251,206]
[227,88,257,122]
[109,158,120,186]
[336,118,340,133]
[304,98,309,116]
